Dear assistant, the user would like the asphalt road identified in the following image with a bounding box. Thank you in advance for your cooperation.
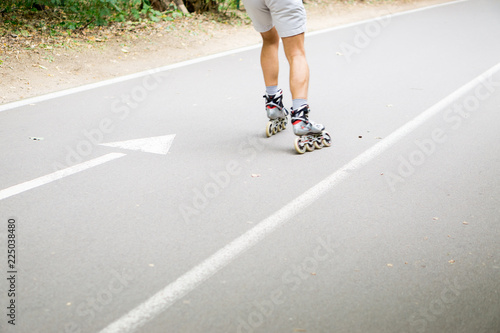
[1,0,499,332]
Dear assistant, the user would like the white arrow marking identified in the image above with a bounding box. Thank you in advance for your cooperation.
[0,153,126,201]
[0,135,175,201]
[99,135,176,155]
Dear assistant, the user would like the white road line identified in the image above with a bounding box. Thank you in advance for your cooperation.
[0,153,126,201]
[0,0,467,113]
[99,63,500,333]
[0,44,260,113]
[307,0,469,38]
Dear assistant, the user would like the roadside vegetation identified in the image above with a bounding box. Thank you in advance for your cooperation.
[0,0,249,65]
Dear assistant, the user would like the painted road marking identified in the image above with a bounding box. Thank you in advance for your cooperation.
[0,153,126,201]
[98,61,500,333]
[307,0,469,38]
[100,135,176,155]
[0,134,176,201]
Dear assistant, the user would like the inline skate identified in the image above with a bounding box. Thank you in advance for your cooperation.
[264,89,289,137]
[291,104,331,154]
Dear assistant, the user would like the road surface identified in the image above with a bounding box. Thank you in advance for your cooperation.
[0,0,499,332]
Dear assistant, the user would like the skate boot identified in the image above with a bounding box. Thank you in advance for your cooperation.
[291,104,331,154]
[264,89,289,137]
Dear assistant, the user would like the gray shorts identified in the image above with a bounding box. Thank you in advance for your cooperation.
[243,0,306,38]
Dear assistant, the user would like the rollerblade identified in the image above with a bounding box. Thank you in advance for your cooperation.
[291,104,331,154]
[264,89,289,137]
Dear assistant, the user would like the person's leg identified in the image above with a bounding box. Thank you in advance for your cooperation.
[282,32,325,138]
[281,32,309,102]
[260,27,280,89]
[260,27,288,137]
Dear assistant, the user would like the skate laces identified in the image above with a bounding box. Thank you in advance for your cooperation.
[263,90,284,109]
[291,105,310,125]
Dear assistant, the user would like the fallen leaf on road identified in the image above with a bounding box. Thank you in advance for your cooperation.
[251,174,260,178]
[448,260,455,264]
[387,264,393,267]
[433,217,439,221]
[463,221,469,225]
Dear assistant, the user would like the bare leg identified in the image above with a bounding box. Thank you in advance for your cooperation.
[260,27,280,87]
[282,33,309,100]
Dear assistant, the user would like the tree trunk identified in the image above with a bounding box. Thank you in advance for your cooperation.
[173,0,189,15]
[150,0,189,15]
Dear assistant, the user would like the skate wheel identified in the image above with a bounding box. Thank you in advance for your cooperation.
[322,132,332,147]
[314,139,323,149]
[294,138,306,154]
[306,140,315,152]
[266,122,273,137]
[272,125,278,135]
[278,122,284,131]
